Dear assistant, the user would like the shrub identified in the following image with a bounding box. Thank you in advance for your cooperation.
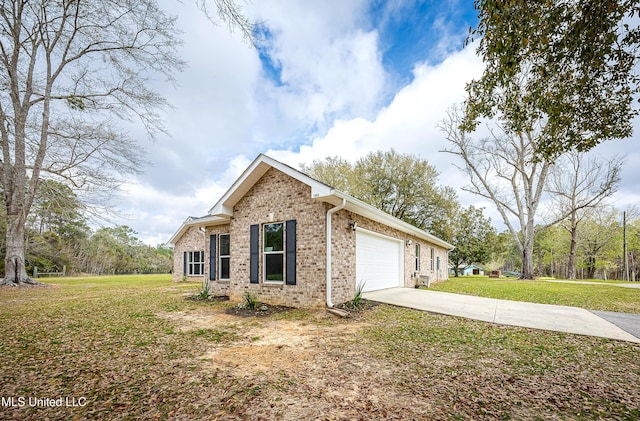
[351,280,366,308]
[244,292,259,310]
[196,280,210,300]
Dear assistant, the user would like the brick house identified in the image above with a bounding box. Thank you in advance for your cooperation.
[168,154,453,308]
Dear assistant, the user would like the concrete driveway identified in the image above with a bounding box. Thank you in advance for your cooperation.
[363,288,640,344]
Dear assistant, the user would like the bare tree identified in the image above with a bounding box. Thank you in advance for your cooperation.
[546,151,622,279]
[0,0,184,285]
[0,0,257,286]
[1,0,255,285]
[197,0,257,45]
[440,105,553,279]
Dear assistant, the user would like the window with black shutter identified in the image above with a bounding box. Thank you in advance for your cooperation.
[209,235,216,281]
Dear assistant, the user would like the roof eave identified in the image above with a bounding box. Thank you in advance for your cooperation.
[189,153,453,251]
[167,215,229,246]
[318,190,455,250]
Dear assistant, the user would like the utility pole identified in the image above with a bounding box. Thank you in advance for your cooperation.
[623,211,629,281]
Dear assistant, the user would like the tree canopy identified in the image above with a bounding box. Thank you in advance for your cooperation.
[302,150,457,235]
[446,205,498,277]
[465,0,640,158]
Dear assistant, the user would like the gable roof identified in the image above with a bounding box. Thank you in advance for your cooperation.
[169,154,454,250]
[208,154,334,216]
[167,215,227,246]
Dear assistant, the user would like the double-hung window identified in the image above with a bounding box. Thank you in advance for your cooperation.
[263,223,284,282]
[430,248,434,271]
[219,234,230,279]
[415,244,420,272]
[188,251,204,276]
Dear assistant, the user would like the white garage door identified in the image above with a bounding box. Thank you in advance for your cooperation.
[356,229,403,292]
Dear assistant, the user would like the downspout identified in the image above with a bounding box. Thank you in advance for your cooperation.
[326,198,347,308]
[446,246,454,280]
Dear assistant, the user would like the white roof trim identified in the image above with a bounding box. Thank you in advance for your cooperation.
[328,190,454,250]
[172,153,453,250]
[167,215,228,247]
[208,154,333,216]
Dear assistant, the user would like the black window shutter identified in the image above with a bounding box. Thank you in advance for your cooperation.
[209,234,216,281]
[183,251,187,276]
[250,224,259,284]
[286,219,296,285]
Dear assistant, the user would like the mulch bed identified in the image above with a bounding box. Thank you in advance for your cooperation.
[185,293,380,318]
[185,294,230,302]
[225,303,293,318]
[336,298,381,315]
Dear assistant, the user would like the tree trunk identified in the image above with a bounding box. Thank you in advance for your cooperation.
[521,247,535,279]
[567,225,578,279]
[586,256,596,279]
[1,214,41,285]
[520,221,536,280]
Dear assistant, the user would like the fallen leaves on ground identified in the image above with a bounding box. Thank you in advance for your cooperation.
[1,277,639,420]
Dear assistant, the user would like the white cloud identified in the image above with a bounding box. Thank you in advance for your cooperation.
[116,2,639,246]
[114,152,254,244]
[269,44,485,181]
[123,37,487,244]
[249,0,386,142]
[141,0,261,196]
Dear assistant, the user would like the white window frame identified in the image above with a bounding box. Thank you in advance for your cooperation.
[219,233,230,280]
[188,251,204,276]
[430,248,434,271]
[415,243,420,272]
[263,222,284,283]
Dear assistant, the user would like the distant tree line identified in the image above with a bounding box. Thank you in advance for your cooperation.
[485,207,640,281]
[534,208,640,281]
[0,180,172,277]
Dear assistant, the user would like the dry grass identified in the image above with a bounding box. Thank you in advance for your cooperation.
[1,275,638,420]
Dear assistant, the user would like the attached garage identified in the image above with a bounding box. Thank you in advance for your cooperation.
[356,229,404,292]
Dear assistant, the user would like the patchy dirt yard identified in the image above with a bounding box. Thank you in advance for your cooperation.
[154,304,640,420]
[159,307,364,378]
[1,277,639,420]
[157,305,421,419]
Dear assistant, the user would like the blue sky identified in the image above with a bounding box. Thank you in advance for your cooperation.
[369,0,477,84]
[116,0,639,245]
[256,1,478,92]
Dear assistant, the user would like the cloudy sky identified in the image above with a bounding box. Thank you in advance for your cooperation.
[114,0,640,245]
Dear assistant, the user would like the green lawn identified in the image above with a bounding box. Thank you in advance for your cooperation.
[1,275,639,420]
[430,276,640,313]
